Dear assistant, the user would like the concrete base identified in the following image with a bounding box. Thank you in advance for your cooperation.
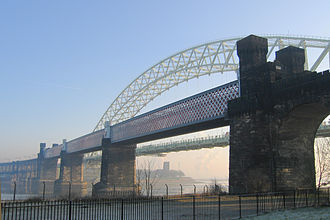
[54,180,87,198]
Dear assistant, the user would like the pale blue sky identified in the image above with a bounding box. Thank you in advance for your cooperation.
[1,0,330,162]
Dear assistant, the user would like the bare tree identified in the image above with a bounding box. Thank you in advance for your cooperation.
[136,161,142,196]
[209,178,227,195]
[136,159,160,196]
[315,138,330,189]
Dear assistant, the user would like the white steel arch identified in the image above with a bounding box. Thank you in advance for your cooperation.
[94,35,330,131]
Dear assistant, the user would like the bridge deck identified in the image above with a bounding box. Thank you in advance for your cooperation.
[41,70,330,159]
[111,81,239,143]
[43,81,239,158]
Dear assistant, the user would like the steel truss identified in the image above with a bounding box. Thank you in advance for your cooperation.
[94,35,330,131]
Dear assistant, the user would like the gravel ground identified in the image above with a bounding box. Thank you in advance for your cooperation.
[243,206,330,220]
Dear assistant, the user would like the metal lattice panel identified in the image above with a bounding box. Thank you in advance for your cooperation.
[94,35,330,131]
[111,81,239,142]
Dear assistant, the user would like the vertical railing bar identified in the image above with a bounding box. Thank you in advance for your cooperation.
[193,196,195,220]
[37,201,41,220]
[11,200,14,220]
[32,201,36,220]
[256,194,259,216]
[29,201,33,220]
[53,200,56,220]
[21,201,25,220]
[161,197,164,220]
[47,200,50,220]
[121,199,124,220]
[218,194,221,220]
[18,202,21,220]
[13,182,16,202]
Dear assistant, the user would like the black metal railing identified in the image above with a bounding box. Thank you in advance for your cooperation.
[1,188,329,220]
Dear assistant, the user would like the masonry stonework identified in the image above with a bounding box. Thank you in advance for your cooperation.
[54,152,87,197]
[31,144,59,195]
[228,35,330,194]
[92,139,136,197]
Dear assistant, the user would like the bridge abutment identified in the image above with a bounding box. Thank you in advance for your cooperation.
[54,152,87,198]
[92,138,137,197]
[228,35,328,194]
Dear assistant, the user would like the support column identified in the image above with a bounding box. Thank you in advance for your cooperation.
[229,113,275,194]
[30,143,58,195]
[93,138,137,197]
[54,152,87,198]
[33,157,58,195]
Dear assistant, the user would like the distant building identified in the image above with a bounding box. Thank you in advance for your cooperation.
[163,161,170,170]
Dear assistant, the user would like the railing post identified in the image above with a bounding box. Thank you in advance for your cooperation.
[150,184,153,198]
[68,181,72,201]
[42,181,46,201]
[239,195,242,219]
[165,184,168,198]
[13,181,16,201]
[283,193,286,209]
[317,189,320,206]
[180,184,183,197]
[305,190,308,207]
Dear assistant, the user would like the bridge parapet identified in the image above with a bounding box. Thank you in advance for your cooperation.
[111,81,239,143]
[229,69,330,117]
[43,129,105,159]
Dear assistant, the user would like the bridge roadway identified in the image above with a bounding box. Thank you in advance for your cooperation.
[84,124,330,158]
[44,80,239,158]
[45,107,330,159]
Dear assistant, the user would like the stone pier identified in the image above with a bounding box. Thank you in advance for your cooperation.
[54,152,87,198]
[92,138,137,197]
[228,35,326,194]
[32,144,58,195]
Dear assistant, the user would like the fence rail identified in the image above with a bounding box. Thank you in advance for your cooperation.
[1,188,329,220]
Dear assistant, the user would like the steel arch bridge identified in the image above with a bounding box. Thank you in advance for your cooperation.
[94,35,330,131]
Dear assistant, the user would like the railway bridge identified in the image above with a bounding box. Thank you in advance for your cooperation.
[0,34,329,196]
